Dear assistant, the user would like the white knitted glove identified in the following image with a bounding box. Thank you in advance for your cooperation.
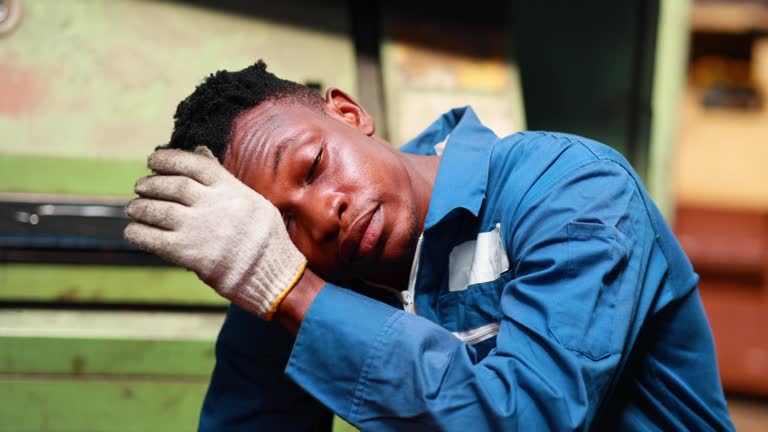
[124,147,307,320]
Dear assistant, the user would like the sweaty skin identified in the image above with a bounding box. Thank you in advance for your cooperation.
[223,89,440,334]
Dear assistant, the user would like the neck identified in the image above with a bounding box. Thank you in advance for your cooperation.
[402,152,441,232]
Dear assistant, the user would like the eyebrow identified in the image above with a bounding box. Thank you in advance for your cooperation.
[272,135,301,177]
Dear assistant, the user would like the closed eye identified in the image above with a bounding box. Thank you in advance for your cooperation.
[306,145,324,182]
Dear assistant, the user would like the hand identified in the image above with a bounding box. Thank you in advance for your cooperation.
[124,146,307,320]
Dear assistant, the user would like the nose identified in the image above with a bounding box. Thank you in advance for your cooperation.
[300,189,347,244]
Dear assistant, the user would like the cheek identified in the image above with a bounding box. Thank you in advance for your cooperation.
[288,230,312,259]
[347,150,405,197]
[335,138,393,178]
[290,231,339,273]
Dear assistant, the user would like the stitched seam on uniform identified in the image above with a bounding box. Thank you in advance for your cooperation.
[584,157,678,280]
[563,136,658,235]
[519,154,599,210]
[510,149,600,228]
[565,135,603,161]
[512,159,606,259]
[348,311,404,422]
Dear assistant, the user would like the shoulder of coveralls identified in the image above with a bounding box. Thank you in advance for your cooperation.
[539,133,701,296]
[484,131,648,245]
[500,131,635,165]
[488,131,698,293]
[484,131,623,216]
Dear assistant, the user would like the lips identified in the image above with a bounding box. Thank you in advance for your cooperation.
[340,205,383,263]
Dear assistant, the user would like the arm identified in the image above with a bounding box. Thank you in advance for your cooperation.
[284,160,649,431]
[275,269,324,336]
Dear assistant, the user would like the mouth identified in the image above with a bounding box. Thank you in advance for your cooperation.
[340,205,383,263]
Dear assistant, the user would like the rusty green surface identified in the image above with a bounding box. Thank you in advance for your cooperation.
[0,376,359,432]
[0,378,208,431]
[0,155,146,196]
[0,264,227,305]
[0,337,216,376]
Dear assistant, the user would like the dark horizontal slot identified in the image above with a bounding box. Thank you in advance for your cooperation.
[0,199,175,266]
[0,300,227,314]
[1,201,130,245]
[0,247,174,267]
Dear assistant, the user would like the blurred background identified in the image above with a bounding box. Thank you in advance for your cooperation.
[0,0,766,430]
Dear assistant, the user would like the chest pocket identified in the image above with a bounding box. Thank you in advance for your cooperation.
[437,223,511,353]
[447,223,510,293]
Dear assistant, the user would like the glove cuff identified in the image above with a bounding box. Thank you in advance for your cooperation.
[228,239,308,321]
[263,259,307,320]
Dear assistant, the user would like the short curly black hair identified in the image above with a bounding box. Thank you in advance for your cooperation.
[163,60,324,162]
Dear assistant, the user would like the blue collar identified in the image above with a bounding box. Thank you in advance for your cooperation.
[399,107,497,230]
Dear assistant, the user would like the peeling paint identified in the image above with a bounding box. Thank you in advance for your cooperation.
[0,52,47,116]
[0,1,356,160]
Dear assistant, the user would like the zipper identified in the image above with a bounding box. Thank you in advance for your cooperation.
[401,290,415,314]
[452,322,501,345]
[401,234,423,314]
[399,233,500,345]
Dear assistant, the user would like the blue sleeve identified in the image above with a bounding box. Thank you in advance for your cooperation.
[199,304,333,432]
[285,161,654,431]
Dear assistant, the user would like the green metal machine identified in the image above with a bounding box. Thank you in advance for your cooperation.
[0,1,356,430]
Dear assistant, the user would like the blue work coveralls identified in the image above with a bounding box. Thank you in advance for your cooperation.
[199,107,734,431]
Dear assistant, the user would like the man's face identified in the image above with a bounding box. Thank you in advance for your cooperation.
[223,97,420,286]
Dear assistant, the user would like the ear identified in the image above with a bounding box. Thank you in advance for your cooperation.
[323,87,375,136]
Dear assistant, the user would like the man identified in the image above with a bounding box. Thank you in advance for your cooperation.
[125,61,734,431]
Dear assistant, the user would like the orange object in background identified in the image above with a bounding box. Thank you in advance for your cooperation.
[675,206,768,396]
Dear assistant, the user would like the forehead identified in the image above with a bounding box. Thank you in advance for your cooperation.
[224,101,321,178]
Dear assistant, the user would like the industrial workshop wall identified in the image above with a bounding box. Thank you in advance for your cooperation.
[0,1,356,431]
